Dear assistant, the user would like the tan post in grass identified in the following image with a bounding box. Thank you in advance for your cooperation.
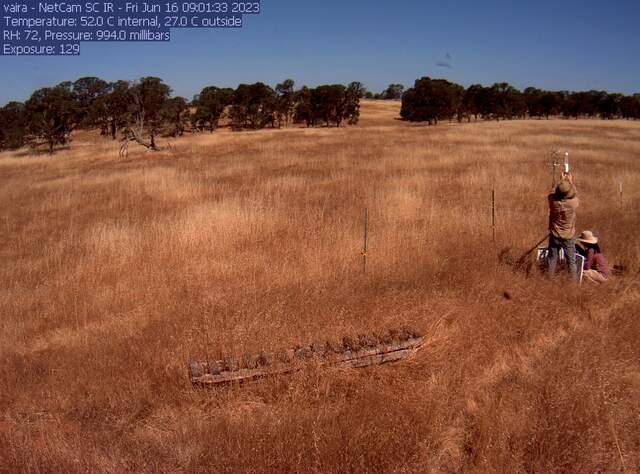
[619,182,623,207]
[362,208,369,274]
[492,188,496,243]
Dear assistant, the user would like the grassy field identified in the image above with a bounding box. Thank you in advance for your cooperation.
[1,100,639,472]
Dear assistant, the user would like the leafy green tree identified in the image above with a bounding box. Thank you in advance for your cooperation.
[597,92,621,119]
[619,95,640,119]
[524,87,544,118]
[400,77,462,124]
[275,79,296,127]
[128,77,171,149]
[0,102,27,150]
[560,92,581,118]
[293,84,360,127]
[540,92,560,119]
[512,90,527,119]
[311,85,347,127]
[107,81,131,139]
[230,82,276,130]
[192,86,233,132]
[73,77,109,127]
[475,86,498,120]
[582,91,601,117]
[161,97,189,136]
[345,82,363,125]
[347,81,366,99]
[25,83,78,154]
[462,84,485,121]
[90,80,132,139]
[448,82,465,122]
[382,84,404,100]
[490,83,523,120]
[293,86,313,127]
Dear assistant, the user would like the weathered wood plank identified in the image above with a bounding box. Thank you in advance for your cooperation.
[189,336,423,386]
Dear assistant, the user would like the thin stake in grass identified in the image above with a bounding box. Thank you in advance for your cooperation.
[492,188,496,243]
[362,208,368,274]
[619,182,623,207]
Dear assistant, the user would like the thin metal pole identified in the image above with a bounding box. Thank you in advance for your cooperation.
[362,208,368,274]
[491,188,496,243]
[619,182,623,207]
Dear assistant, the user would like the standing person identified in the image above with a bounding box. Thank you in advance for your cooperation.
[576,230,610,283]
[547,172,579,279]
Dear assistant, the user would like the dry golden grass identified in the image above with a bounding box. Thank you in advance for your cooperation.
[1,100,640,472]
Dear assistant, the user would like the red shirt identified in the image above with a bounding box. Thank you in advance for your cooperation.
[584,249,610,277]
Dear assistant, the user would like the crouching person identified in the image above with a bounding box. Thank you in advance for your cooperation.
[547,173,579,280]
[576,230,610,283]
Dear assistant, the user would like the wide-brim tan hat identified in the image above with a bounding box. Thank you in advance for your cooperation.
[578,230,598,245]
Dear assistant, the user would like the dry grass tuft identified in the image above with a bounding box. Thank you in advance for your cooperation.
[1,101,639,472]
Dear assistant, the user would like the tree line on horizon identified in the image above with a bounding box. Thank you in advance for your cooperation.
[1,76,639,153]
[0,77,364,154]
[401,77,640,124]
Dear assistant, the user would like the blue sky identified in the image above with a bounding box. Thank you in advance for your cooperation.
[1,0,639,105]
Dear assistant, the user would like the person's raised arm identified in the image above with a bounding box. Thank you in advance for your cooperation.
[563,171,574,185]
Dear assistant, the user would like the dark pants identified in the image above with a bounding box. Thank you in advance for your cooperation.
[547,234,577,280]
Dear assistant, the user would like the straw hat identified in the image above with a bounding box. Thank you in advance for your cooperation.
[578,230,598,245]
